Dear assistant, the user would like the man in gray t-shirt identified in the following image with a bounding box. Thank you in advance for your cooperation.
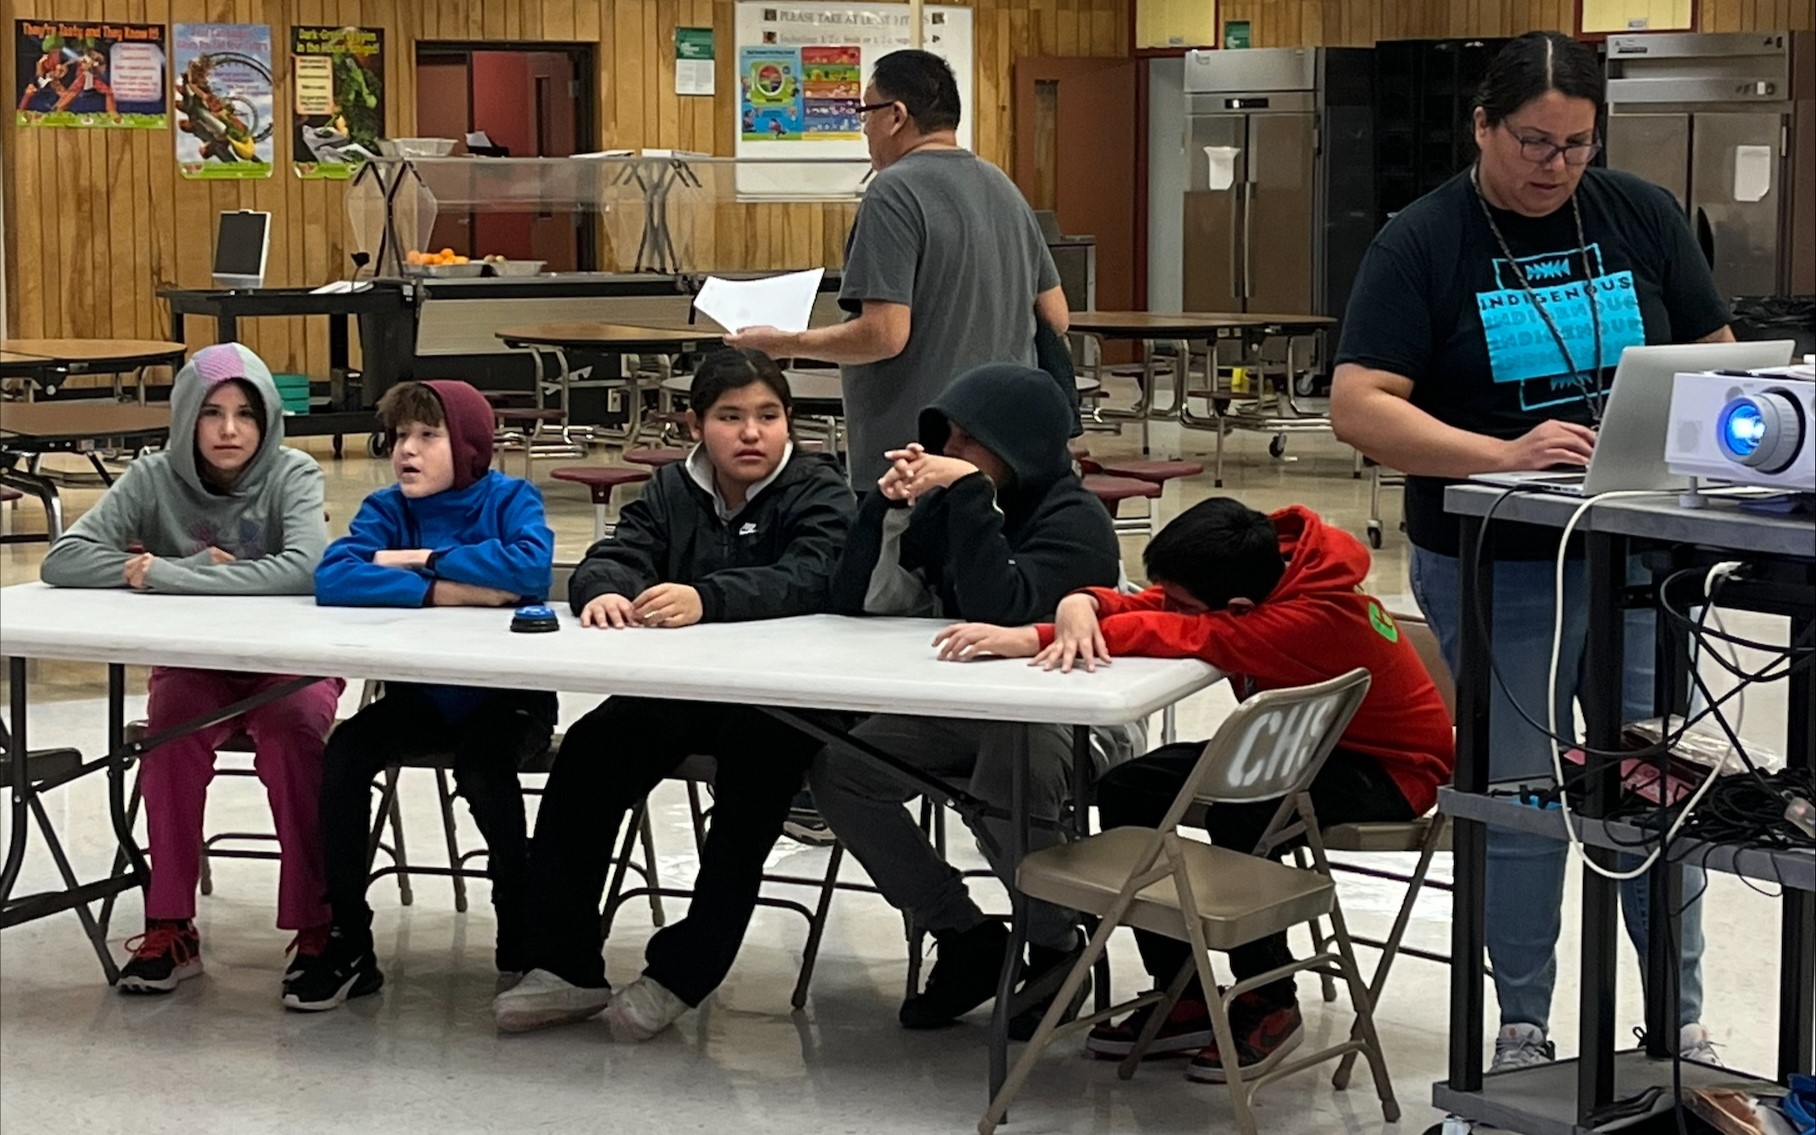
[730,50,1068,485]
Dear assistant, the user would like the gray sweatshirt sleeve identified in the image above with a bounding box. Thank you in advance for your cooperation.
[142,459,328,596]
[37,463,153,588]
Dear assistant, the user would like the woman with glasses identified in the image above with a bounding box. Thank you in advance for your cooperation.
[1329,30,1733,1072]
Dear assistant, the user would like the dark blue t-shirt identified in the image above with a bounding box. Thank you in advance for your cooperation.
[1335,167,1731,556]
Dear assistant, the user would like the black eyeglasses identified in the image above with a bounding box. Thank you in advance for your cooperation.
[1500,122,1602,167]
[856,100,900,117]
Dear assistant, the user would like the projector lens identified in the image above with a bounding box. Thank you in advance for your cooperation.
[1716,390,1804,474]
[1719,401,1767,459]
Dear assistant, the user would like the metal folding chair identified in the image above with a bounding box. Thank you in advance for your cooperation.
[601,753,846,1010]
[980,669,1398,1135]
[1297,613,1457,1082]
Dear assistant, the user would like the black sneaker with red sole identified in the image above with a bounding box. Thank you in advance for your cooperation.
[1085,996,1214,1059]
[1186,993,1303,1083]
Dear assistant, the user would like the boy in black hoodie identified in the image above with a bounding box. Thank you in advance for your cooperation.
[811,362,1125,1035]
[494,350,854,1040]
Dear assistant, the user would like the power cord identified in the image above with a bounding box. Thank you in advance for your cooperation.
[1541,492,1752,882]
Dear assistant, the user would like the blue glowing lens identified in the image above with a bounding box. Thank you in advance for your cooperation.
[1719,401,1766,458]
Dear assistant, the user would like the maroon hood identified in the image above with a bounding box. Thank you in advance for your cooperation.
[422,380,495,490]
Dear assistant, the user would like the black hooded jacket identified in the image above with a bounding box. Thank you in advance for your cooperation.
[569,447,855,622]
[829,363,1120,625]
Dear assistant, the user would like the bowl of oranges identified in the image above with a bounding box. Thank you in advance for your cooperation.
[404,249,485,278]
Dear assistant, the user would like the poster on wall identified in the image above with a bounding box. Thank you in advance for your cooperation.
[291,25,384,180]
[14,19,168,129]
[732,3,973,197]
[173,23,275,180]
[739,46,803,139]
[676,27,715,96]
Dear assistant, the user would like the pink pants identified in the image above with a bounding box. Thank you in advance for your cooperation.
[142,667,345,930]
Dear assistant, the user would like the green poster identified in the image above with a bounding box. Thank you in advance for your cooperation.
[675,27,714,96]
[1224,20,1251,49]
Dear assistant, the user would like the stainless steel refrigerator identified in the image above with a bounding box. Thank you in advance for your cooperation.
[1605,31,1815,298]
[1181,47,1374,319]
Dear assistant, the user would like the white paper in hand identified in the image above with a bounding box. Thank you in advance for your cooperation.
[693,268,824,334]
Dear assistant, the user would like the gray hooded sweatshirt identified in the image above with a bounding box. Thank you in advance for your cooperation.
[39,343,327,594]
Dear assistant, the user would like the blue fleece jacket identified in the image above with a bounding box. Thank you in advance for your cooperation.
[316,469,554,718]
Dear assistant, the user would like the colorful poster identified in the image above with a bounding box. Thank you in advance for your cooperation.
[14,19,168,129]
[291,26,383,180]
[739,46,803,141]
[675,27,714,97]
[800,45,860,139]
[173,23,275,180]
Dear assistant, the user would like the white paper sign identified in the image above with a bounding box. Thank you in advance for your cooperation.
[693,268,826,333]
[1734,144,1773,203]
[1204,145,1241,191]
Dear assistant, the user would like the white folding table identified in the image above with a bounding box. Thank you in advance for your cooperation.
[0,584,1219,1103]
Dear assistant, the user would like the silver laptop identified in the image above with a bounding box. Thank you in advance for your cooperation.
[1472,340,1795,495]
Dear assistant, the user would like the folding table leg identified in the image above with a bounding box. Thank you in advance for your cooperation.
[97,775,144,936]
[107,666,150,888]
[987,723,1032,1109]
[3,658,34,904]
[29,794,119,982]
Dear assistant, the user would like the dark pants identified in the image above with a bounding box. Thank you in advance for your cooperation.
[523,697,831,1007]
[320,687,555,971]
[1095,745,1414,1005]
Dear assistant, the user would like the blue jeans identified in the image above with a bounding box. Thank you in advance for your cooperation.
[1409,546,1705,1033]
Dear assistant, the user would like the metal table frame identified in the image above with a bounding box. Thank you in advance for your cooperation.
[495,323,727,461]
[1067,313,1334,484]
[0,340,186,404]
[1439,486,1815,1135]
[0,406,172,542]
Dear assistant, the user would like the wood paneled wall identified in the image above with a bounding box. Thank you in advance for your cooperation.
[0,0,1128,376]
[1214,0,1813,49]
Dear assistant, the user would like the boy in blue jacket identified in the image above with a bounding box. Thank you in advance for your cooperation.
[291,380,555,1011]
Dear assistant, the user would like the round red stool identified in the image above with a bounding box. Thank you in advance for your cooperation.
[1083,474,1164,537]
[624,447,689,470]
[550,466,653,540]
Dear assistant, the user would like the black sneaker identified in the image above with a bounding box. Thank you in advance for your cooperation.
[900,921,1011,1029]
[117,920,203,994]
[782,790,838,847]
[1009,936,1091,1042]
[281,925,384,1012]
[1186,991,1304,1083]
[1085,995,1214,1059]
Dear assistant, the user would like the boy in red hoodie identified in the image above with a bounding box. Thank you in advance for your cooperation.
[935,497,1453,1084]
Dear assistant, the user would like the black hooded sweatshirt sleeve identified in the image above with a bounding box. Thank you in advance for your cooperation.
[567,475,671,613]
[694,456,853,622]
[833,362,1119,623]
[924,472,1119,625]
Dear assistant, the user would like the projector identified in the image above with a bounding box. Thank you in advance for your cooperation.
[1666,364,1815,492]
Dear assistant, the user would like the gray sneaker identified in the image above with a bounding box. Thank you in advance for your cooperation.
[1491,1023,1556,1072]
[493,968,612,1033]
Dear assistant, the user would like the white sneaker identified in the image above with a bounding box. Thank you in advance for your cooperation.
[492,968,613,1033]
[603,976,688,1042]
[1678,1022,1721,1065]
[1491,1023,1557,1072]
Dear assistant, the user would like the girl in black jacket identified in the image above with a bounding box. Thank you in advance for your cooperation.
[495,349,854,1040]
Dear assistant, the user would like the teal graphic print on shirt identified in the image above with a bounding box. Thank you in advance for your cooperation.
[1475,241,1645,412]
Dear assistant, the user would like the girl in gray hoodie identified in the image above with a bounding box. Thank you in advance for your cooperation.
[40,343,346,995]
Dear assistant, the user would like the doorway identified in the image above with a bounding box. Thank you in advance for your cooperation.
[414,44,596,271]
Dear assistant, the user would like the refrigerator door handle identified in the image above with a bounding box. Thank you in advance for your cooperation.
[1243,179,1257,301]
[1230,180,1245,301]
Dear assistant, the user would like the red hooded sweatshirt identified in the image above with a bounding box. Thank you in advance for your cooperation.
[1036,505,1454,814]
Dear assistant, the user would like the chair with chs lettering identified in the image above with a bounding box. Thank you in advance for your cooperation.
[980,668,1399,1135]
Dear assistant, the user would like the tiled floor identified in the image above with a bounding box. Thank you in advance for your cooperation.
[0,407,1797,1134]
